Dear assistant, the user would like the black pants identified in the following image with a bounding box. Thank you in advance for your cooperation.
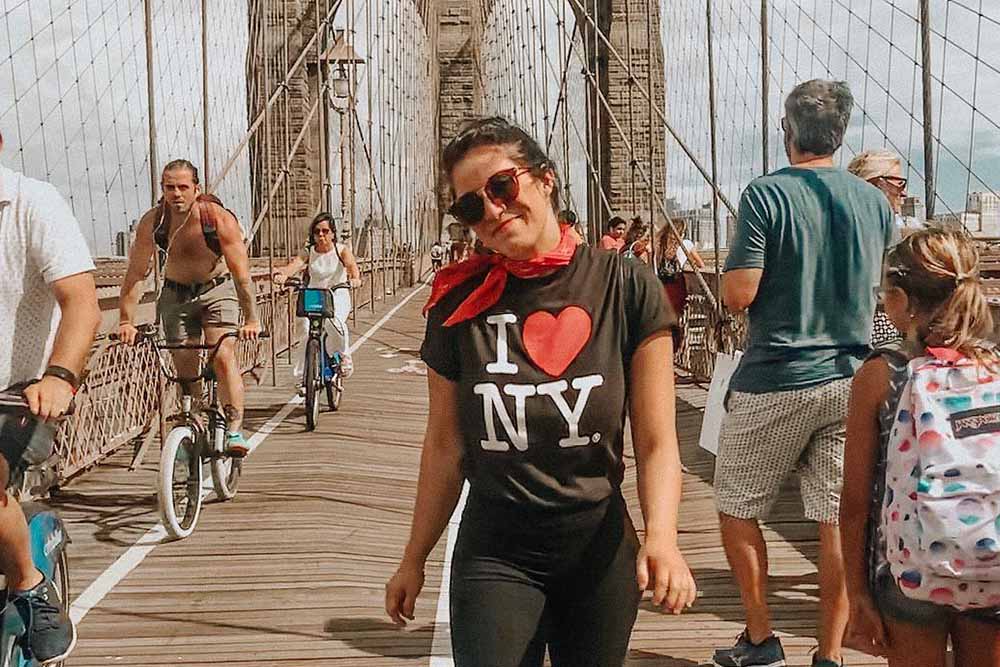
[449,493,641,667]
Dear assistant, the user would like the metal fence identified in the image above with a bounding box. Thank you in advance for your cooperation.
[53,253,413,483]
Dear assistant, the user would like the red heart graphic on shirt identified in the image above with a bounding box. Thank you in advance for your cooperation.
[522,306,592,377]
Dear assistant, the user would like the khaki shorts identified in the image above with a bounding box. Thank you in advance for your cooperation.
[713,377,851,524]
[158,276,239,343]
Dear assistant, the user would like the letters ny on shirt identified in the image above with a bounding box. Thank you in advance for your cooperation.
[473,312,604,452]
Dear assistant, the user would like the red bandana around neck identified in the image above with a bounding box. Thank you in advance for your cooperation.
[424,225,579,327]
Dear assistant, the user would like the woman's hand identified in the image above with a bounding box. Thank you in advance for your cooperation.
[636,537,697,614]
[271,271,286,286]
[845,593,889,657]
[349,277,362,289]
[385,559,425,626]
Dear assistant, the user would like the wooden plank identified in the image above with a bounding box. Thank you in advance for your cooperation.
[44,284,887,666]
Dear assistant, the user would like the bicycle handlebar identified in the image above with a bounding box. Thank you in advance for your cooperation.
[0,389,74,418]
[109,329,270,385]
[279,277,352,293]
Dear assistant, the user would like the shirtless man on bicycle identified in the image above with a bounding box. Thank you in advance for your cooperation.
[117,160,260,456]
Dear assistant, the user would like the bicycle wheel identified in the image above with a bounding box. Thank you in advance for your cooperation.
[48,547,73,667]
[304,338,321,431]
[211,428,242,501]
[326,372,343,412]
[158,426,203,539]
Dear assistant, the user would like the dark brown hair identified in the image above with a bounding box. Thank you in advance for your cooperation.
[442,117,560,213]
[886,228,996,363]
[308,212,339,246]
[162,159,200,184]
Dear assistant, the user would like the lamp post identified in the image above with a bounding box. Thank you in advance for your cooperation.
[322,30,364,243]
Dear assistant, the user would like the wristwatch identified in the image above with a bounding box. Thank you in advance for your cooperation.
[43,365,79,392]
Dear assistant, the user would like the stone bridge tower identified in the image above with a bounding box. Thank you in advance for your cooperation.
[423,0,666,237]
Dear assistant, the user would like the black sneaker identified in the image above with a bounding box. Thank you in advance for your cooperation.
[10,578,77,665]
[712,629,786,667]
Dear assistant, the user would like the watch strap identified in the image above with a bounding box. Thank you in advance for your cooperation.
[43,365,79,391]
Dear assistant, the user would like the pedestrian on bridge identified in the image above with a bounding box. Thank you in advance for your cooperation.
[600,215,628,252]
[385,116,696,667]
[713,79,895,667]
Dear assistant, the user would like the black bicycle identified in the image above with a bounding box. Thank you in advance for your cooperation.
[284,278,350,431]
[115,328,268,539]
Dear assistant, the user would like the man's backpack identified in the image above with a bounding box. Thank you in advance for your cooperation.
[153,193,232,256]
[882,347,1000,610]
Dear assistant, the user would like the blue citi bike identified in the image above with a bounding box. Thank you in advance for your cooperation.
[0,392,72,667]
[284,278,350,431]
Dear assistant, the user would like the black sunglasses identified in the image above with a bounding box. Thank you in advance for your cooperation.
[448,166,535,226]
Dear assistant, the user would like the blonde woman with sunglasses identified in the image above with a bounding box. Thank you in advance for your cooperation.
[384,117,695,666]
[847,149,925,236]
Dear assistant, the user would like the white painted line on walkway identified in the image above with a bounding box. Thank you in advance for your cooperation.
[429,483,468,667]
[69,283,429,626]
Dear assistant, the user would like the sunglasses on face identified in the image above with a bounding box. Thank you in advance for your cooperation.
[314,228,333,236]
[448,167,535,226]
[873,175,908,191]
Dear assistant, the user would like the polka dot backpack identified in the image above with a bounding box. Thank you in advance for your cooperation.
[883,346,1000,609]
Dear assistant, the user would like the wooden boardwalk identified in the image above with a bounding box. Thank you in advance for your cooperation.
[48,283,886,666]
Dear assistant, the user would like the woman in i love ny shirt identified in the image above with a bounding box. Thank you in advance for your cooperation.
[384,117,696,666]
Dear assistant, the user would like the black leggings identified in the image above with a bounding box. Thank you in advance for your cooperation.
[449,494,641,667]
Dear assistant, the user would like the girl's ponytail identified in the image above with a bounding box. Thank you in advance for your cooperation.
[887,228,997,365]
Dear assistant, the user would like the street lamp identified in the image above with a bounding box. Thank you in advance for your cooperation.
[323,29,364,114]
[320,30,365,237]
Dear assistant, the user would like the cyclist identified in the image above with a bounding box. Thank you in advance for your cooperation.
[272,213,362,379]
[117,160,261,457]
[0,130,100,664]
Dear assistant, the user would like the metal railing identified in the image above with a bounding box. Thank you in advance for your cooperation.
[52,253,414,483]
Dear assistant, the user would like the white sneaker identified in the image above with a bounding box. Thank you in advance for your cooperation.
[340,354,354,378]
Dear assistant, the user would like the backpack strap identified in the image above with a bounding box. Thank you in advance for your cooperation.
[150,194,230,256]
[866,344,916,589]
[153,200,169,252]
[196,194,226,256]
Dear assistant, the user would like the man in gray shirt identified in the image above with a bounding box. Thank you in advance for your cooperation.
[712,80,894,667]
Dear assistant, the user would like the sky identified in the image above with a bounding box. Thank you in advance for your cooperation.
[0,0,251,256]
[2,0,996,253]
[482,0,999,224]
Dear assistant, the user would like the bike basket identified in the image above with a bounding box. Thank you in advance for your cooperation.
[296,288,335,318]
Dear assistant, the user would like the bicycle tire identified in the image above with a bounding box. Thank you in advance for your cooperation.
[158,427,203,539]
[326,370,343,411]
[304,338,321,431]
[210,426,242,501]
[49,547,73,667]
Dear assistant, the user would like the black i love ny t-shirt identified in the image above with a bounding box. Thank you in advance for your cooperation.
[421,245,676,512]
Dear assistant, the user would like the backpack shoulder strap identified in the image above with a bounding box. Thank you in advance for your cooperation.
[153,200,169,252]
[195,194,231,256]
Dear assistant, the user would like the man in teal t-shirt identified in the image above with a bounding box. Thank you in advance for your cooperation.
[711,80,893,667]
[726,165,894,392]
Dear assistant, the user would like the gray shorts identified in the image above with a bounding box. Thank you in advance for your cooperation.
[874,572,1000,627]
[158,276,239,343]
[714,377,851,524]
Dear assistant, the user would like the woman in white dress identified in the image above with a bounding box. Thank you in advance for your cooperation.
[272,213,362,378]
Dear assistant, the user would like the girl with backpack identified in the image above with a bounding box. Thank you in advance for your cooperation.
[841,228,1000,666]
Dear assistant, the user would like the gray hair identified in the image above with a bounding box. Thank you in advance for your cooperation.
[784,79,854,156]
